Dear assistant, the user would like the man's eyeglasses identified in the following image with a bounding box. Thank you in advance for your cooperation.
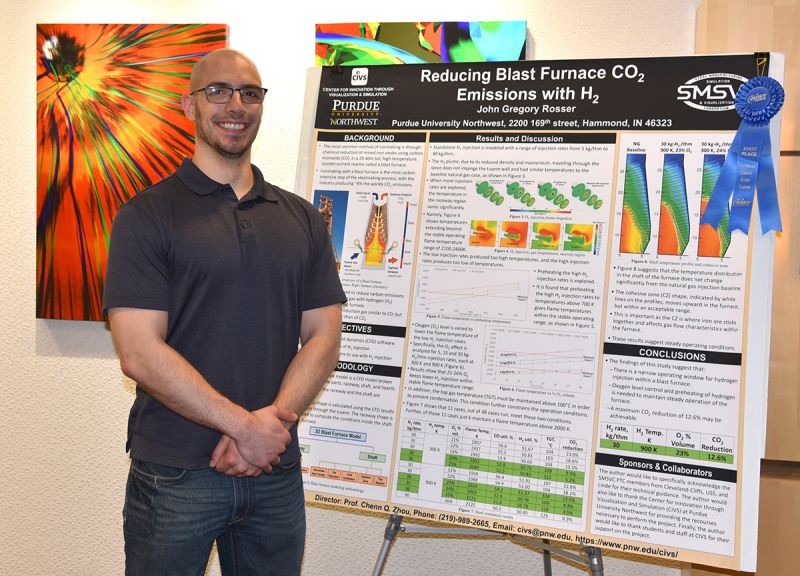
[190,85,268,104]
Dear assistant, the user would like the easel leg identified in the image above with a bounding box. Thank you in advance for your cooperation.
[371,514,404,576]
[585,546,604,576]
[542,539,553,576]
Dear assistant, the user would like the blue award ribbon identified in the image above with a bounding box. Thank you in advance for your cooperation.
[700,76,784,234]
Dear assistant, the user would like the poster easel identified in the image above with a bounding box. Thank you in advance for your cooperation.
[372,514,605,576]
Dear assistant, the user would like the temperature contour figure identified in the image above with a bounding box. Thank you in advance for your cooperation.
[563,224,596,252]
[698,154,731,258]
[500,221,529,248]
[657,154,690,256]
[619,153,651,254]
[530,222,561,250]
[470,220,498,247]
[362,192,390,268]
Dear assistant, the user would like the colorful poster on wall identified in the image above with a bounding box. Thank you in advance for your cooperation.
[36,23,228,320]
[296,53,783,571]
[315,21,526,66]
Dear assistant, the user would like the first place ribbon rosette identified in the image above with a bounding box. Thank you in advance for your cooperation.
[700,76,784,234]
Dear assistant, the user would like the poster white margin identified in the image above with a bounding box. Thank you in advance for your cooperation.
[294,67,322,196]
[738,51,784,572]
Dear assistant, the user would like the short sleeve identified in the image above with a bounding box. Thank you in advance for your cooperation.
[303,208,347,311]
[102,200,171,315]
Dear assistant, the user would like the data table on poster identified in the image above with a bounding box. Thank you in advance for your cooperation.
[394,419,588,525]
[599,421,736,465]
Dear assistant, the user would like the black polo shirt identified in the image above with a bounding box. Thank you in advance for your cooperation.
[103,158,346,469]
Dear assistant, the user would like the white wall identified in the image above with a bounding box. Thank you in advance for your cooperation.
[0,1,701,574]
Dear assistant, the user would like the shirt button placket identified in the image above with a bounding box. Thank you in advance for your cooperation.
[236,206,254,241]
[240,218,253,239]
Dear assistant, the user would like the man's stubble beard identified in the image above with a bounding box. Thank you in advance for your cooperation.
[194,109,260,160]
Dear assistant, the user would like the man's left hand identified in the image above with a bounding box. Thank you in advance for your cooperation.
[209,435,266,477]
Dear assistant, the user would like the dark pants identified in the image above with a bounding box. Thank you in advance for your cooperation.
[124,459,305,575]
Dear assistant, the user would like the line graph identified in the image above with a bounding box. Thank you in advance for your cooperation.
[414,266,529,319]
[481,327,596,393]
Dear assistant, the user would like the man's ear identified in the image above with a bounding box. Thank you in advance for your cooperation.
[181,93,195,121]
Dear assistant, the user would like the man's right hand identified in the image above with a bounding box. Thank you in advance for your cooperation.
[231,405,297,471]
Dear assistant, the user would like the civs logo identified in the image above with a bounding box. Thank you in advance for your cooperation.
[351,67,368,86]
[676,73,748,111]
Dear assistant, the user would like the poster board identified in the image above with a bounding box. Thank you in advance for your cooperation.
[294,53,783,571]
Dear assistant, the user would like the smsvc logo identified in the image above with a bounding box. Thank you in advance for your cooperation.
[677,73,748,111]
[351,67,368,86]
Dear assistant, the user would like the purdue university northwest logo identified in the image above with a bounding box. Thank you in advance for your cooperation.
[351,67,368,86]
[328,67,379,127]
[676,73,748,111]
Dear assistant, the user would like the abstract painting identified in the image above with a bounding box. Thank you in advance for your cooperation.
[36,24,228,320]
[315,21,526,66]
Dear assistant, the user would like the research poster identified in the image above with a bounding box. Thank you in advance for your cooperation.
[295,54,782,570]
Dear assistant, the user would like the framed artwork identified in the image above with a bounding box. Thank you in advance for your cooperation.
[316,21,527,66]
[36,23,228,320]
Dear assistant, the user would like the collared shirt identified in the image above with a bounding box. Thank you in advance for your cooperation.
[103,158,346,469]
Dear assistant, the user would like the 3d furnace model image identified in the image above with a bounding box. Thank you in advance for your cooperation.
[355,192,396,269]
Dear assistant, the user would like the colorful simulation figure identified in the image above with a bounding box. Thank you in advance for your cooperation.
[364,192,390,267]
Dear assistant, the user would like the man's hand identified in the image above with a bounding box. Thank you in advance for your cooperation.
[207,304,341,477]
[210,435,264,476]
[224,405,297,472]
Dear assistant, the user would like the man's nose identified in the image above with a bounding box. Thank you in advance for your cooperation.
[225,90,246,111]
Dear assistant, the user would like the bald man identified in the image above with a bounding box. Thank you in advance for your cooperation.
[104,49,346,575]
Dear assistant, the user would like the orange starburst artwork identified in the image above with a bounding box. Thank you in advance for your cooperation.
[36,24,228,320]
